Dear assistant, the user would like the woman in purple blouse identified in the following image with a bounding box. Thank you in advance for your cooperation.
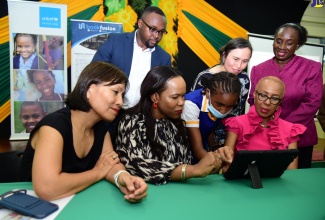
[248,23,323,168]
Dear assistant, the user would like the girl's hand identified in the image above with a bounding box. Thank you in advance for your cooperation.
[216,146,234,173]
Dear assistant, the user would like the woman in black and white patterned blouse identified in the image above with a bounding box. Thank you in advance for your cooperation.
[114,66,223,185]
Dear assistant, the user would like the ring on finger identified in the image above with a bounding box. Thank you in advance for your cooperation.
[112,155,117,159]
[217,155,222,160]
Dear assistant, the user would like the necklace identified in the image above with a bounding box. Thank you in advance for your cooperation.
[259,122,268,128]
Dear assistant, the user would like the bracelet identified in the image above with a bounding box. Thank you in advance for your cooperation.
[113,170,129,188]
[181,164,187,182]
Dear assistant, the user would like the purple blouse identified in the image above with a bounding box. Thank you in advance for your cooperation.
[248,55,323,147]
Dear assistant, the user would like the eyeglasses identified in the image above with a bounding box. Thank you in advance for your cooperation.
[141,19,167,37]
[255,90,283,105]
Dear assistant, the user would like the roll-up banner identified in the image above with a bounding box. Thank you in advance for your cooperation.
[8,0,67,140]
[71,20,123,90]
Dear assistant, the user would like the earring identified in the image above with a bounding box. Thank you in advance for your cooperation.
[153,102,158,109]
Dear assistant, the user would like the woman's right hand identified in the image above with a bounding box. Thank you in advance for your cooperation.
[94,151,120,179]
[194,152,220,177]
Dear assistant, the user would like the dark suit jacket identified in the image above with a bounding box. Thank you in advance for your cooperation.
[91,32,171,76]
[13,54,39,69]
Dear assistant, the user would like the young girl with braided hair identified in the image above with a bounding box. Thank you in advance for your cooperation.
[181,72,241,164]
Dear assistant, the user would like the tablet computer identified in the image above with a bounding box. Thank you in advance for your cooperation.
[223,149,299,188]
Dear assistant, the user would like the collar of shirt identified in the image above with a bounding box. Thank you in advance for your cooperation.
[202,96,217,121]
[134,30,156,53]
[201,95,209,112]
[122,31,155,109]
[19,53,36,69]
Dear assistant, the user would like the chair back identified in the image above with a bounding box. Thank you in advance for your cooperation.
[0,150,23,182]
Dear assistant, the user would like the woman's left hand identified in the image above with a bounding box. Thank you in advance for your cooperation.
[118,173,148,203]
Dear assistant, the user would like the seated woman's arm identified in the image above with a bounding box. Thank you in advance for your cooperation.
[116,114,220,184]
[32,126,147,202]
[117,133,221,184]
[170,151,221,181]
[32,126,119,201]
[102,133,147,202]
[116,133,180,184]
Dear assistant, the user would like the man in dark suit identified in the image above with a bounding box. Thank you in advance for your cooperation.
[92,6,171,109]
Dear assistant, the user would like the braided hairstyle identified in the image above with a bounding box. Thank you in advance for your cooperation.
[200,71,241,96]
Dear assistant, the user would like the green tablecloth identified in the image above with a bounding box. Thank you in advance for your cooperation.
[1,168,324,220]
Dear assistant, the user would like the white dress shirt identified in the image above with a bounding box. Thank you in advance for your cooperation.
[123,31,155,109]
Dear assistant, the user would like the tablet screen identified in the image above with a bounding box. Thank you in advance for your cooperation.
[223,149,299,180]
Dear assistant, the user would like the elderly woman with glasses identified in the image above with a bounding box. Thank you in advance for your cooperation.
[216,76,306,171]
[248,23,322,169]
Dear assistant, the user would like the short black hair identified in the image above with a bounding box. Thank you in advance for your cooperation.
[141,6,166,19]
[14,33,38,55]
[20,101,44,112]
[274,23,308,47]
[65,61,128,112]
[27,70,55,84]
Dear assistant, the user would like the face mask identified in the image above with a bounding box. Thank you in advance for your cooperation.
[208,98,232,119]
